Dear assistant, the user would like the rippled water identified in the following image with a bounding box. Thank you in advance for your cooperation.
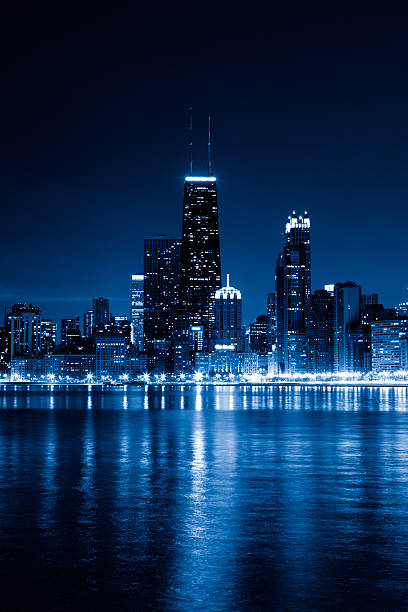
[1,384,408,611]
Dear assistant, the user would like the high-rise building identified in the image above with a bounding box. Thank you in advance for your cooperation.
[212,274,244,351]
[249,315,268,354]
[95,335,126,379]
[179,176,221,338]
[371,319,408,372]
[8,304,41,359]
[266,292,277,353]
[61,317,80,345]
[83,310,94,337]
[40,319,57,354]
[306,289,334,373]
[333,282,361,372]
[276,212,311,373]
[92,298,110,329]
[396,302,408,318]
[130,274,144,349]
[144,235,181,370]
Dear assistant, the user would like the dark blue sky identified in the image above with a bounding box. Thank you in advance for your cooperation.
[2,2,408,326]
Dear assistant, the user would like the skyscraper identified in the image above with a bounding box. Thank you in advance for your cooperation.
[212,274,245,351]
[130,274,144,349]
[83,309,94,337]
[8,303,41,359]
[61,317,80,345]
[333,281,361,372]
[179,176,221,338]
[92,297,110,329]
[306,289,334,373]
[276,212,311,373]
[144,236,181,370]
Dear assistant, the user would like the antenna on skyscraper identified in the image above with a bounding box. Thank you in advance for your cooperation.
[188,107,193,175]
[208,114,213,176]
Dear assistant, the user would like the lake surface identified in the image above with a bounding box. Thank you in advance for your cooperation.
[1,384,408,611]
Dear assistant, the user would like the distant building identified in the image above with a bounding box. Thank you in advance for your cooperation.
[61,317,80,345]
[83,309,94,337]
[92,297,110,329]
[144,236,181,371]
[196,349,258,376]
[396,302,408,318]
[249,315,268,354]
[40,319,57,354]
[333,282,361,372]
[130,274,144,349]
[8,303,41,359]
[276,212,311,373]
[266,292,277,353]
[179,176,221,338]
[371,320,408,372]
[95,335,126,379]
[306,289,334,373]
[400,336,408,370]
[212,275,245,351]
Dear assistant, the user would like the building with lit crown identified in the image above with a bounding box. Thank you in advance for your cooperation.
[179,176,221,338]
[276,211,311,373]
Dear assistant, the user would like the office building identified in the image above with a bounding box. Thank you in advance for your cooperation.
[8,303,41,359]
[276,212,311,373]
[92,297,110,329]
[196,348,258,376]
[266,292,277,353]
[83,310,94,337]
[333,282,361,372]
[212,274,244,351]
[130,274,144,349]
[306,289,334,373]
[95,335,126,379]
[144,236,181,370]
[61,317,80,345]
[179,176,221,337]
[40,319,57,354]
[249,315,268,354]
[371,319,408,372]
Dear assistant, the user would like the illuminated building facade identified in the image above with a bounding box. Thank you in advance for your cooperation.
[179,176,221,338]
[83,309,94,337]
[92,297,110,329]
[306,289,334,373]
[130,274,144,349]
[144,235,181,371]
[212,275,244,351]
[276,212,311,373]
[61,317,80,345]
[8,303,41,359]
[95,335,126,379]
[249,315,268,354]
[333,282,361,372]
[40,319,57,354]
[371,319,408,372]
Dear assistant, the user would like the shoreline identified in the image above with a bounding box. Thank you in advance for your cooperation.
[1,381,408,389]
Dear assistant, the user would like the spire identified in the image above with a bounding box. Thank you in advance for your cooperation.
[208,114,213,176]
[227,273,230,288]
[188,107,193,175]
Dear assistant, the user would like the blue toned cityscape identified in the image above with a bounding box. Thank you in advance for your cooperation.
[1,150,408,385]
[5,4,408,609]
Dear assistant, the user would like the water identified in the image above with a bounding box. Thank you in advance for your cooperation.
[1,384,408,611]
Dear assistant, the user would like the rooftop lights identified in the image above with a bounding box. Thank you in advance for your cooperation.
[185,176,216,182]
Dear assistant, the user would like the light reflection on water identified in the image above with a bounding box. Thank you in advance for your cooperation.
[0,385,408,610]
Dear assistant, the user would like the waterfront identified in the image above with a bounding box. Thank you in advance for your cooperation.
[1,386,408,610]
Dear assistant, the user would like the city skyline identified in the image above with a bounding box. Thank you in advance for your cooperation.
[3,6,408,326]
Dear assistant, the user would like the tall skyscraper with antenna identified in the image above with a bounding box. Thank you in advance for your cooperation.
[179,114,222,339]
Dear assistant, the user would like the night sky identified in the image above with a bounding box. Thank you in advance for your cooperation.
[2,2,408,327]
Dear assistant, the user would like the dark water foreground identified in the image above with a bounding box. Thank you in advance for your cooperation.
[1,385,408,611]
